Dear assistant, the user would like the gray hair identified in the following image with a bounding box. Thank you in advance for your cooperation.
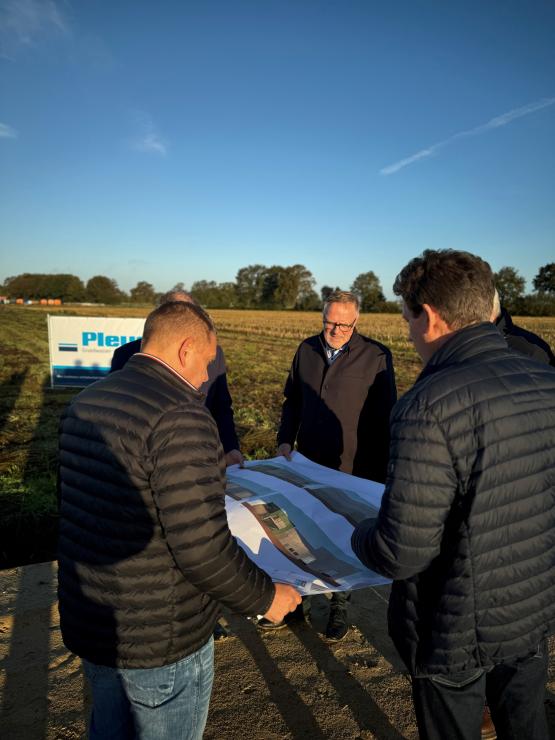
[323,290,360,314]
[157,290,197,307]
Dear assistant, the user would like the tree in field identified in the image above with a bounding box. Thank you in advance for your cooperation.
[494,266,525,313]
[257,264,317,309]
[261,266,298,309]
[296,289,321,311]
[50,274,86,302]
[350,271,385,312]
[291,264,316,310]
[86,276,125,304]
[533,263,555,295]
[320,285,334,303]
[3,273,86,301]
[130,281,156,304]
[191,280,236,308]
[235,265,268,308]
[518,293,555,316]
[213,282,237,308]
[320,285,341,303]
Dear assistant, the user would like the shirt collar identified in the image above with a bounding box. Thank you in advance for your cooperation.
[135,352,199,391]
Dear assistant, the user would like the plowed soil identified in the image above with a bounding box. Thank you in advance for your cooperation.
[1,562,555,739]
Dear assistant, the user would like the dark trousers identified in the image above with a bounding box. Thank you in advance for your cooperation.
[411,640,549,740]
[303,590,351,617]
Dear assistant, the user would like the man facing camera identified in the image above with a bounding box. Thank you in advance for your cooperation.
[58,301,301,740]
[352,250,555,740]
[266,290,396,641]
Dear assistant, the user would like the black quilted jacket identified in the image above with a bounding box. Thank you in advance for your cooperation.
[352,322,555,676]
[58,354,274,668]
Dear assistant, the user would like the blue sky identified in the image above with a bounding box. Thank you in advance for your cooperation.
[1,0,554,298]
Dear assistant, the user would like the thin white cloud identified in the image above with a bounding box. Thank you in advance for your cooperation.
[0,122,18,138]
[131,114,168,157]
[135,131,167,156]
[380,96,555,175]
[0,0,70,57]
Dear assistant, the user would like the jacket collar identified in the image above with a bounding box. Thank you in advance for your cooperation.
[418,322,508,382]
[126,353,204,398]
[494,307,513,337]
[318,329,360,356]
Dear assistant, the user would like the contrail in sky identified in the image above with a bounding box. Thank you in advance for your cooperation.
[380,96,555,175]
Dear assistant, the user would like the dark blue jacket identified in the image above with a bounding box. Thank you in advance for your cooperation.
[496,308,555,367]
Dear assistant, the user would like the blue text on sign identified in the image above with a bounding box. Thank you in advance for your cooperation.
[82,332,141,348]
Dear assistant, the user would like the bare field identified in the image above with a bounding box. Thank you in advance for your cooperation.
[1,305,554,543]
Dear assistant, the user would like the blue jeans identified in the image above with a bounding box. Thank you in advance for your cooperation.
[83,638,214,740]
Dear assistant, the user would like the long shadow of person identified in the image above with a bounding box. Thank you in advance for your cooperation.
[0,370,29,564]
[1,412,155,740]
[289,621,407,739]
[231,618,327,739]
[1,373,73,739]
[2,377,74,568]
[0,370,28,435]
[0,561,56,740]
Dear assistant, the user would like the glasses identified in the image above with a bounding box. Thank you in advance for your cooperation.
[323,320,356,334]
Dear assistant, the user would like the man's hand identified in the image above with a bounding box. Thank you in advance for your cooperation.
[225,449,245,467]
[262,583,302,623]
[277,443,292,461]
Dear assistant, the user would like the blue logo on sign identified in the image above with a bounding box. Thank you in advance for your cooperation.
[82,332,141,348]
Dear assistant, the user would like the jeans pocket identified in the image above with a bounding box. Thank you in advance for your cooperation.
[121,662,178,708]
[430,668,484,688]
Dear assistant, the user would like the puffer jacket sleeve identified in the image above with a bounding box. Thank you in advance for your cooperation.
[352,400,459,580]
[148,401,275,616]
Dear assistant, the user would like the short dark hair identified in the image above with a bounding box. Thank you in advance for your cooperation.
[141,301,214,348]
[393,249,495,329]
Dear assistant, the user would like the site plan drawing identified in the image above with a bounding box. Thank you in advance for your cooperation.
[225,453,390,595]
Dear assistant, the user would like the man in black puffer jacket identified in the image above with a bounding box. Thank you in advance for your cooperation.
[352,249,555,740]
[110,289,245,468]
[58,301,300,740]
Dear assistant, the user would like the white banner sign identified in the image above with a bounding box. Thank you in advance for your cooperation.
[47,315,145,387]
[226,453,389,595]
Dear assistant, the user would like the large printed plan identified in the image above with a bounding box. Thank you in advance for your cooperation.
[226,452,390,595]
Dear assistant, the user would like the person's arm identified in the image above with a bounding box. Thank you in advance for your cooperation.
[357,349,397,483]
[109,345,126,372]
[109,339,141,373]
[204,349,241,456]
[277,348,302,454]
[148,403,298,618]
[352,403,458,580]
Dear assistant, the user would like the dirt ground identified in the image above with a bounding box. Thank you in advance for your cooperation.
[1,562,554,740]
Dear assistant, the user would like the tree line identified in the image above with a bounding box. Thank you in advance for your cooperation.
[2,262,554,314]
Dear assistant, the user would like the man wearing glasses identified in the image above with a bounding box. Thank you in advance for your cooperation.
[265,290,396,640]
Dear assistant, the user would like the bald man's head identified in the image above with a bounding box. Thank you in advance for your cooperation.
[157,290,197,306]
[141,301,216,387]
